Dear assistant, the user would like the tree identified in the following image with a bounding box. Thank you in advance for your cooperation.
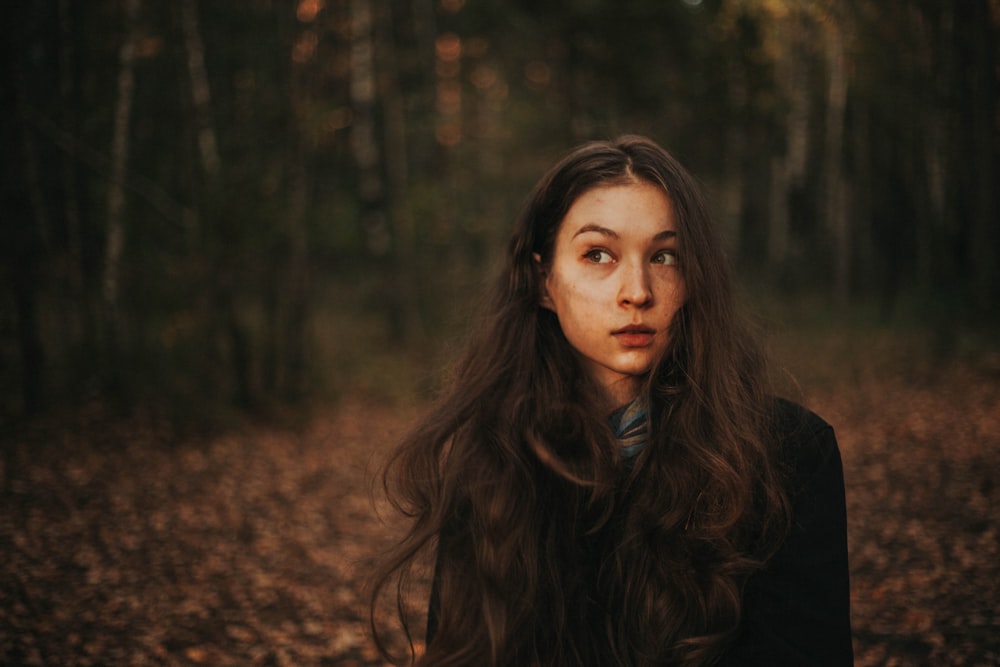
[103,0,140,351]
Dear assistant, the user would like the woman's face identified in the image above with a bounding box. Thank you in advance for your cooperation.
[538,181,686,406]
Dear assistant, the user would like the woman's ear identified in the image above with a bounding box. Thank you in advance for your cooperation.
[533,253,555,310]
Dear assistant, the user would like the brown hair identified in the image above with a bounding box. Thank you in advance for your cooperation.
[370,136,789,666]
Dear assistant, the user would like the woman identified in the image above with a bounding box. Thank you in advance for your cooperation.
[370,135,853,666]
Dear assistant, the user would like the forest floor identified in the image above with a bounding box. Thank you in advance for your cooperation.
[2,343,1000,666]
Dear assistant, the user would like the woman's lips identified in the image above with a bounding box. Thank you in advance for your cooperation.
[613,325,655,347]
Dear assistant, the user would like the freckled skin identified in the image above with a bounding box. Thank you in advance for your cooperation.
[539,182,686,407]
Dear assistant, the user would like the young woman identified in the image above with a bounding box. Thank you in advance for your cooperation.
[370,136,853,666]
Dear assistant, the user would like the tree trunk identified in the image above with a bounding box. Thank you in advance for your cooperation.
[378,0,423,343]
[717,49,746,257]
[350,0,401,338]
[58,0,91,352]
[350,0,384,237]
[822,14,850,308]
[180,0,220,180]
[720,132,744,256]
[283,158,309,400]
[851,101,877,311]
[768,18,808,278]
[965,0,997,311]
[12,261,44,416]
[8,56,47,414]
[103,0,141,343]
[768,154,790,276]
[181,0,258,406]
[409,0,438,171]
[283,69,309,400]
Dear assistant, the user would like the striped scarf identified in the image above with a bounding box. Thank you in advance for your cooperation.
[609,396,648,459]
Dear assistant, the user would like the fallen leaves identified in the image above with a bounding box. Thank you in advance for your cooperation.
[1,359,998,665]
[810,361,1000,666]
[1,400,421,666]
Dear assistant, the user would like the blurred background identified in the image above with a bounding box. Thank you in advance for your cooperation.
[2,2,999,665]
[3,0,997,425]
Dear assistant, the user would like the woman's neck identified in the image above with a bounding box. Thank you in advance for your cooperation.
[602,377,643,412]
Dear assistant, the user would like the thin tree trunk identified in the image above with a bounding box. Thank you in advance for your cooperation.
[180,0,220,179]
[966,0,997,310]
[182,0,258,405]
[822,14,850,308]
[721,134,744,256]
[9,55,46,414]
[852,101,876,310]
[58,0,89,348]
[907,7,938,297]
[350,0,383,222]
[410,0,438,170]
[103,0,141,335]
[378,0,423,343]
[12,265,44,415]
[350,0,401,338]
[768,155,789,274]
[768,21,808,276]
[719,53,746,256]
[284,77,309,399]
[16,68,49,257]
[284,163,309,400]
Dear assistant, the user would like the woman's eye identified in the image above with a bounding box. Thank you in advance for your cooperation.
[584,249,614,264]
[652,250,678,266]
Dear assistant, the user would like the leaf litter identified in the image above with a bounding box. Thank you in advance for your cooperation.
[1,360,998,666]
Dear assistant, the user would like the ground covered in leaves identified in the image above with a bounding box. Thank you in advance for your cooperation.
[2,353,999,666]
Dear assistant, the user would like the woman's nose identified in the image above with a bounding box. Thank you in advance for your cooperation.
[618,262,653,307]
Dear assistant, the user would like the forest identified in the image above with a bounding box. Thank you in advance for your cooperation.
[2,0,996,419]
[2,0,1000,665]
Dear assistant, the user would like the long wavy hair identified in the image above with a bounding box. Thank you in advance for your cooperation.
[370,135,790,666]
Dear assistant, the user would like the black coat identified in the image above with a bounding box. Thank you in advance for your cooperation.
[717,400,853,666]
[427,400,854,666]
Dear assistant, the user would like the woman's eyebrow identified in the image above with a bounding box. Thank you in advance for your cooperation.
[572,223,618,239]
[571,224,678,241]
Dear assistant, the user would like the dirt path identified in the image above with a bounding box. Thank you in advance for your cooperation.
[2,363,998,666]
